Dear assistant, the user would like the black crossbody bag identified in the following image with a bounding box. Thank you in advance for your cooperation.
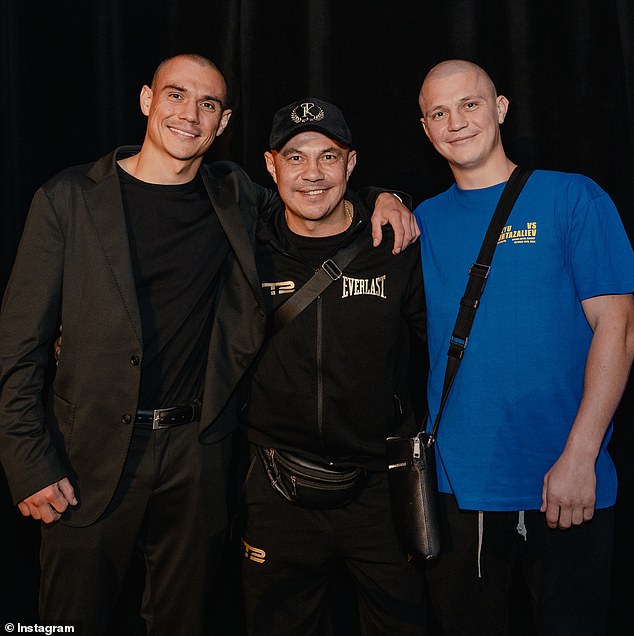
[387,167,533,559]
[256,230,370,509]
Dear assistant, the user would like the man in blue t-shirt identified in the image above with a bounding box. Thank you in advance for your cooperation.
[414,59,634,635]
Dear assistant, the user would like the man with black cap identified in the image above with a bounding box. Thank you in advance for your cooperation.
[0,53,418,635]
[240,98,428,634]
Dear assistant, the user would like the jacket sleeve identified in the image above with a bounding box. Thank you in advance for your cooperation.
[402,244,429,424]
[252,178,283,219]
[0,186,68,504]
[209,160,282,227]
[356,186,413,211]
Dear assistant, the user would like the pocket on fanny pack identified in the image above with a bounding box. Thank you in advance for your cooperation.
[256,446,366,509]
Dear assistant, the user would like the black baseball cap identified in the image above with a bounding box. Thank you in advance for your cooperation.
[268,97,353,150]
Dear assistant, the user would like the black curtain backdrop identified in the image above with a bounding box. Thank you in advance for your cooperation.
[1,1,632,633]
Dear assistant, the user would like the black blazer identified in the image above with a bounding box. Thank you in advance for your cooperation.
[0,147,271,527]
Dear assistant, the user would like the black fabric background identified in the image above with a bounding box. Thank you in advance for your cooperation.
[1,1,632,633]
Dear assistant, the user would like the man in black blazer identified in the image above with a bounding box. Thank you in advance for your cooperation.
[0,54,414,634]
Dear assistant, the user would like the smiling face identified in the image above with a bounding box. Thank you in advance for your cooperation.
[139,55,232,174]
[419,62,509,184]
[264,130,357,237]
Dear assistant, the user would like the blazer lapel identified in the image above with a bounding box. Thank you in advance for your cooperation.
[84,150,142,344]
[203,174,264,307]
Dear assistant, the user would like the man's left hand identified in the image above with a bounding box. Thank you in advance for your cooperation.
[540,448,597,529]
[371,192,420,254]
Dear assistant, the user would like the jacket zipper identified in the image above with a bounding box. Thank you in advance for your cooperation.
[316,296,324,452]
[267,222,365,458]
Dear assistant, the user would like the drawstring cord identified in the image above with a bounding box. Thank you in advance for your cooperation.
[477,511,484,579]
[516,510,527,541]
[477,510,528,579]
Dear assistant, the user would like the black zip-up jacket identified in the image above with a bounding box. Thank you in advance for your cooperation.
[245,197,427,471]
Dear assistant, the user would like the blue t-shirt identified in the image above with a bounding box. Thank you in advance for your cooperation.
[414,170,634,511]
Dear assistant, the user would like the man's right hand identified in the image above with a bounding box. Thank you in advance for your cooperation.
[18,478,77,524]
[54,325,62,366]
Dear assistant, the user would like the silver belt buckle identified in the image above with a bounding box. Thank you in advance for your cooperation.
[152,409,168,430]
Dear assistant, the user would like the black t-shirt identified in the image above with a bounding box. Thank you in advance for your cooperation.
[286,224,351,270]
[118,166,229,408]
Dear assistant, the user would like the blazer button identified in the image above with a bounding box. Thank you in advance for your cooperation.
[121,413,132,424]
[130,355,140,366]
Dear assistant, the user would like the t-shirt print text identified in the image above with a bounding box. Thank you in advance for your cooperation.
[498,221,537,245]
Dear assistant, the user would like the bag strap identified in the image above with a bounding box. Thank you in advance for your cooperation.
[272,225,367,333]
[426,166,533,443]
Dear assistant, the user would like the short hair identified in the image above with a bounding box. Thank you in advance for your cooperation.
[151,54,233,109]
[421,59,498,100]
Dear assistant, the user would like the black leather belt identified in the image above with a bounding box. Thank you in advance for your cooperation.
[135,400,201,430]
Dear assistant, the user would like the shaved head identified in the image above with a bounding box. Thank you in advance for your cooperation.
[415,58,513,187]
[420,59,497,110]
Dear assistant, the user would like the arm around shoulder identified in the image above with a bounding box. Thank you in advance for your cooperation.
[356,187,419,253]
[206,160,282,224]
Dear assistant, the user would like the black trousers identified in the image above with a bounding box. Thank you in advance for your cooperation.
[425,493,614,636]
[39,424,231,636]
[241,453,427,635]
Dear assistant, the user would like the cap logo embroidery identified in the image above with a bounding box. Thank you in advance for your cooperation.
[291,102,325,123]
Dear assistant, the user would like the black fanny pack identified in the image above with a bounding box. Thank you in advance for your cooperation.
[256,446,366,509]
